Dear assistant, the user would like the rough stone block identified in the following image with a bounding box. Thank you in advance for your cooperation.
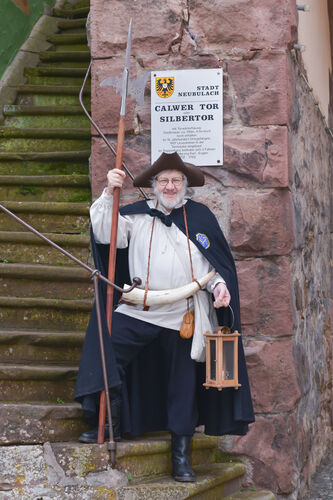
[188,0,297,51]
[229,189,295,256]
[189,0,297,49]
[245,339,300,412]
[0,445,47,493]
[231,414,298,494]
[192,183,229,234]
[91,136,151,199]
[140,52,221,72]
[90,0,186,58]
[0,403,88,445]
[91,59,138,135]
[228,51,292,126]
[221,126,290,187]
[236,257,294,337]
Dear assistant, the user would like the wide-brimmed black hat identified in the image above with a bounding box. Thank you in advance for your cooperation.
[133,152,205,187]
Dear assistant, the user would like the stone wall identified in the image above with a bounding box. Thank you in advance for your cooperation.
[289,55,333,496]
[89,1,332,498]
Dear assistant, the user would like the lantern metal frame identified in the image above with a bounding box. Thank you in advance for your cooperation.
[203,306,242,391]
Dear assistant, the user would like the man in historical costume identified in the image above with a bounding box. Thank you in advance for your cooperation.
[75,151,254,482]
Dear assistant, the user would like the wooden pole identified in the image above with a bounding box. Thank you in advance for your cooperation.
[97,116,125,444]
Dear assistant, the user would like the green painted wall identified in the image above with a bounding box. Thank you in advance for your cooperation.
[0,0,56,79]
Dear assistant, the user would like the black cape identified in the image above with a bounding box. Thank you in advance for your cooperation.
[75,199,255,436]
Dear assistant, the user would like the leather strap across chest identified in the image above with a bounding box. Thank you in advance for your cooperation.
[143,203,201,310]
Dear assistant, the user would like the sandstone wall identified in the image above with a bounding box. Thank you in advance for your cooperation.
[289,57,333,496]
[89,1,332,498]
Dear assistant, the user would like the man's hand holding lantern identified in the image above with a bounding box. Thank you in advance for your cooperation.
[213,282,231,308]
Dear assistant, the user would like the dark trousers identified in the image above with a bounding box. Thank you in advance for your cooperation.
[110,312,198,436]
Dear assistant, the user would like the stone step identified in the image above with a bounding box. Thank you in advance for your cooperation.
[44,433,228,480]
[3,104,89,116]
[118,462,245,499]
[53,43,89,52]
[24,74,89,87]
[24,66,90,77]
[0,329,84,364]
[0,173,90,203]
[56,27,88,35]
[39,60,89,69]
[0,439,276,498]
[0,131,91,155]
[4,109,89,129]
[0,130,90,151]
[22,69,89,89]
[0,127,90,139]
[0,175,90,187]
[53,6,90,19]
[0,263,93,299]
[0,150,90,160]
[0,201,89,233]
[16,88,90,106]
[224,490,276,500]
[57,18,87,30]
[16,85,89,95]
[0,363,78,402]
[0,231,89,265]
[117,433,223,480]
[0,295,92,331]
[40,50,90,62]
[0,174,89,184]
[0,160,88,176]
[47,33,87,44]
[0,402,88,444]
[15,84,90,106]
[23,66,90,85]
[0,150,89,175]
[0,174,90,203]
[0,437,245,499]
[0,137,90,152]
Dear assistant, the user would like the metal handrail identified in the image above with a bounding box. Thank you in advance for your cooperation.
[0,202,141,466]
[0,203,141,292]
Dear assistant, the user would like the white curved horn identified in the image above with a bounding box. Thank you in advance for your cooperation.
[121,270,216,306]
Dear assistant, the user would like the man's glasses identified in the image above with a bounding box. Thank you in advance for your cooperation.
[155,176,184,187]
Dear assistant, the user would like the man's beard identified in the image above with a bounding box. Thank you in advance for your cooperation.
[153,184,187,210]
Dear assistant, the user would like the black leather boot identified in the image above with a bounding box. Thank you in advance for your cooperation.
[78,399,122,443]
[171,433,196,482]
[78,424,110,443]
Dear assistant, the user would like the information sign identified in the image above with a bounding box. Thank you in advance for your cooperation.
[151,68,223,166]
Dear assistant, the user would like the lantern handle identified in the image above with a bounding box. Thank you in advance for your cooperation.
[228,304,235,330]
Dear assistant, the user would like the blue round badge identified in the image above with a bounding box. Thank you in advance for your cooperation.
[196,233,210,249]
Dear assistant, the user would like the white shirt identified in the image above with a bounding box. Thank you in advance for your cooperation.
[90,189,224,332]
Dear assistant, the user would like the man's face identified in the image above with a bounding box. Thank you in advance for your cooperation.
[153,169,186,210]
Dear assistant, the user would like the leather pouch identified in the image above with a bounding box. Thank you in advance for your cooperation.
[179,309,195,339]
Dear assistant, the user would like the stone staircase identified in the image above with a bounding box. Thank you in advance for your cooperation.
[0,0,92,444]
[0,2,276,498]
[0,433,275,499]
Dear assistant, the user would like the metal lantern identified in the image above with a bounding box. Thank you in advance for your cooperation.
[203,307,241,390]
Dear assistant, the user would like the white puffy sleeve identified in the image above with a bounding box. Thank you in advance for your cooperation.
[90,188,133,248]
[206,269,226,293]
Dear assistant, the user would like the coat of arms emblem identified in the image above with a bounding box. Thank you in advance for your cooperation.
[196,233,210,249]
[155,77,174,98]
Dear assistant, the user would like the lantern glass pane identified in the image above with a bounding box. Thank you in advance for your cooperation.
[222,340,234,380]
[210,339,216,380]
